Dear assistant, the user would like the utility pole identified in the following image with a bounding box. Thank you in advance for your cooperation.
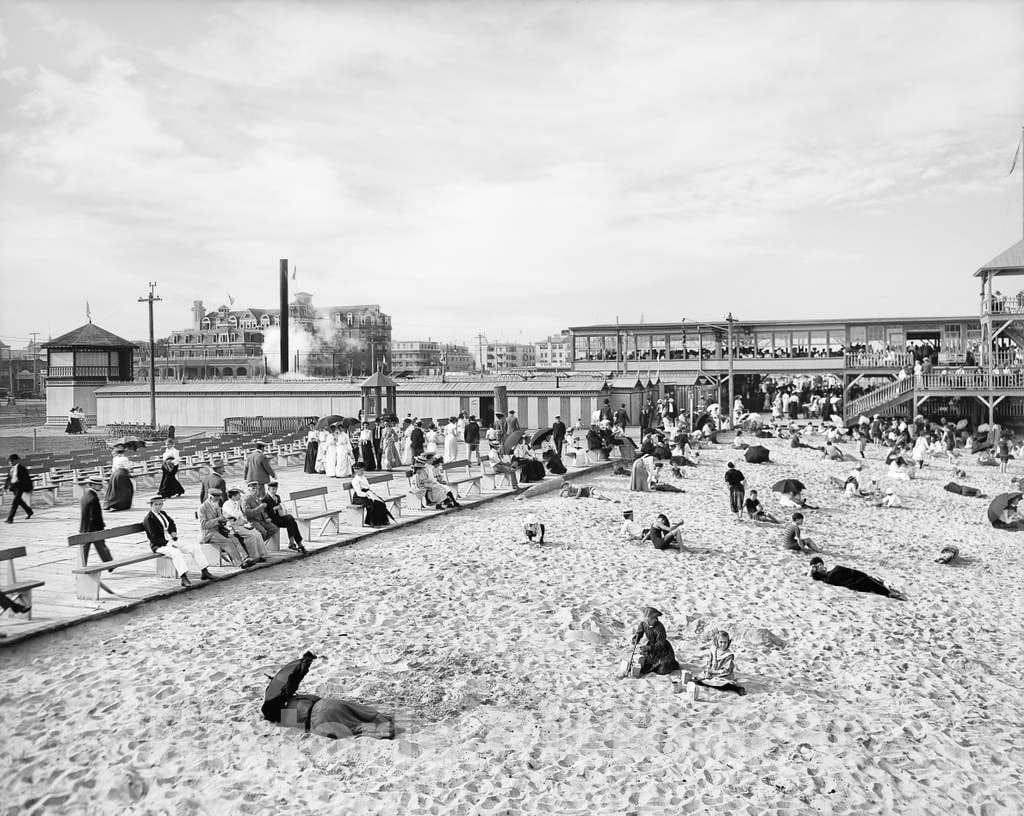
[29,332,39,397]
[476,333,487,376]
[138,282,162,429]
[726,312,736,429]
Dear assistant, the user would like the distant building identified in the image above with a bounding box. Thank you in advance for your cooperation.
[0,338,46,399]
[533,331,572,370]
[136,293,392,380]
[391,341,475,376]
[476,342,537,372]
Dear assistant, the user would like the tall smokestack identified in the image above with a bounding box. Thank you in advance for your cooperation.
[279,258,289,374]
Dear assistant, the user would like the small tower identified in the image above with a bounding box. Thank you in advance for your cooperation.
[43,323,136,426]
[192,300,205,330]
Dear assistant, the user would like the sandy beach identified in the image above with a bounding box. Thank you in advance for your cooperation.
[2,434,1023,816]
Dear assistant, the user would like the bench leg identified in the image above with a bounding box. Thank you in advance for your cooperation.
[36,490,57,507]
[266,529,281,553]
[297,519,312,542]
[316,515,339,538]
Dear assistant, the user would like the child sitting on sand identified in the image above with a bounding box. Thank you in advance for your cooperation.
[744,490,779,523]
[780,513,820,553]
[619,509,645,540]
[934,544,960,564]
[694,631,747,696]
[876,488,902,508]
[522,514,545,543]
[630,606,680,676]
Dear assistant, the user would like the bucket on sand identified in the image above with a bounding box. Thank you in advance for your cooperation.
[686,681,699,702]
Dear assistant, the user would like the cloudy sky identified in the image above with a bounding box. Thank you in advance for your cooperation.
[1,1,1022,351]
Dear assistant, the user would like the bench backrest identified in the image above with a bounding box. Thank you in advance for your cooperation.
[0,546,27,561]
[68,523,147,547]
[340,473,394,493]
[288,486,329,514]
[444,459,473,473]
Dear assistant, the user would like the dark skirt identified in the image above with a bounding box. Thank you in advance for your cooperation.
[353,496,393,527]
[309,698,395,740]
[544,454,567,475]
[360,442,377,471]
[65,418,84,434]
[158,462,185,498]
[519,459,546,483]
[104,469,134,511]
[304,441,319,474]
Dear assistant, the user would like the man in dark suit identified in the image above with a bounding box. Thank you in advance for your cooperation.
[551,415,567,455]
[201,463,227,504]
[463,415,481,464]
[410,421,426,459]
[261,480,305,553]
[4,453,33,523]
[143,496,216,587]
[243,441,276,498]
[506,410,520,434]
[79,475,112,564]
[613,404,630,429]
[599,399,614,423]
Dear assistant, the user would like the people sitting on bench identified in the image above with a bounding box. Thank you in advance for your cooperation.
[262,481,306,552]
[410,458,460,510]
[542,449,567,475]
[243,480,278,541]
[487,445,519,489]
[143,496,217,587]
[224,488,269,562]
[350,463,395,527]
[79,474,112,564]
[198,488,252,568]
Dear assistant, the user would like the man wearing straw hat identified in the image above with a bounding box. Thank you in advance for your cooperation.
[78,474,111,565]
[198,487,251,568]
[143,496,217,587]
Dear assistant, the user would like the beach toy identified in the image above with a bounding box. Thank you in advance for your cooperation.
[686,681,699,701]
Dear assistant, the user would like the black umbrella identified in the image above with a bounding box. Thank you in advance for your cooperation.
[772,478,806,494]
[744,445,770,464]
[530,428,553,448]
[987,492,1022,526]
[341,417,361,429]
[502,428,525,454]
[262,651,317,723]
[316,415,344,431]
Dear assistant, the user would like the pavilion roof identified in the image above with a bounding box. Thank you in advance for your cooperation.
[974,238,1024,277]
[44,323,136,349]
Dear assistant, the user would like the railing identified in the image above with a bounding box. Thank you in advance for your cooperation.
[844,352,913,369]
[223,416,318,435]
[843,377,915,421]
[44,366,124,378]
[982,296,1024,315]
[918,372,1024,391]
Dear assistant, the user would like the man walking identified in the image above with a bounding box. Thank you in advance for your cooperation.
[613,403,630,430]
[551,415,567,456]
[243,441,276,498]
[410,421,425,460]
[4,454,33,524]
[724,462,746,521]
[79,475,112,565]
[464,415,481,464]
[143,496,216,587]
[506,409,520,434]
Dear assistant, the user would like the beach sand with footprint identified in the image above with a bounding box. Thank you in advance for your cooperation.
[1,434,1022,815]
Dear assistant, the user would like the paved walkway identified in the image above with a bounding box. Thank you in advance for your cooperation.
[0,440,608,645]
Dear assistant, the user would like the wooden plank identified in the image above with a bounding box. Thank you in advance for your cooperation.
[67,523,147,546]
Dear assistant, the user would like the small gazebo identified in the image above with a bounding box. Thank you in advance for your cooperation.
[42,322,135,425]
[360,371,397,420]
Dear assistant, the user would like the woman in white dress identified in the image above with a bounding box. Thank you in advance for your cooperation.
[401,422,415,466]
[334,428,354,478]
[443,418,459,462]
[425,425,439,457]
[323,425,339,477]
[315,427,330,473]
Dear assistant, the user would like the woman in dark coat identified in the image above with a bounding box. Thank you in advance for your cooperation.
[809,557,906,599]
[104,446,135,511]
[303,422,319,474]
[631,607,680,675]
[542,450,567,475]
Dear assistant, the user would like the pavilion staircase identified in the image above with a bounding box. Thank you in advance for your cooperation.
[843,377,915,426]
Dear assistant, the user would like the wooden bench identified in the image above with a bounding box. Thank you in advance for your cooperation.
[288,487,342,541]
[482,458,515,490]
[441,459,483,497]
[339,473,405,526]
[29,481,59,507]
[1,547,45,621]
[67,523,177,600]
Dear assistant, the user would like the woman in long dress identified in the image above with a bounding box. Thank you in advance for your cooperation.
[400,423,415,466]
[104,446,135,511]
[425,425,439,457]
[334,428,354,478]
[443,418,459,462]
[358,423,377,471]
[304,422,319,474]
[157,444,185,499]
[380,422,400,470]
[630,607,680,675]
[323,426,339,477]
[65,407,84,435]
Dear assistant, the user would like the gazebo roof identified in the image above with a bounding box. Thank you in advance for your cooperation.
[973,238,1024,277]
[360,371,397,388]
[44,323,136,348]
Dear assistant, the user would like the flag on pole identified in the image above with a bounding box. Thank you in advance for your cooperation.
[1009,138,1022,176]
[292,264,297,281]
[86,301,91,322]
[227,293,235,306]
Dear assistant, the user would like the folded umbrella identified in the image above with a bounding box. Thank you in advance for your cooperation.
[772,478,806,494]
[530,428,553,448]
[987,492,1022,526]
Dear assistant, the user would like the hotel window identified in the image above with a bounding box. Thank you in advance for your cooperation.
[635,335,652,361]
[810,331,828,358]
[684,330,702,360]
[791,331,810,358]
[652,335,666,361]
[828,330,846,357]
[773,332,791,358]
[574,335,589,361]
[886,328,904,351]
[669,334,686,360]
[849,326,866,354]
[866,325,885,349]
[756,332,773,358]
[737,330,755,360]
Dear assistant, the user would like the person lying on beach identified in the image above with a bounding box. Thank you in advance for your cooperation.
[875,488,903,508]
[822,441,846,462]
[630,606,681,675]
[934,544,960,564]
[693,631,747,696]
[522,514,545,543]
[619,509,645,540]
[641,513,686,551]
[808,556,906,600]
[943,481,986,498]
[559,480,618,502]
[649,462,685,493]
[781,513,820,552]
[789,431,823,452]
[744,490,779,523]
[779,490,819,510]
[262,651,394,740]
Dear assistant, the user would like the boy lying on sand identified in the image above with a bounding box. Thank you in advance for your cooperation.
[559,479,618,502]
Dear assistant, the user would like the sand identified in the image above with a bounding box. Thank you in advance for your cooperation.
[2,434,1023,815]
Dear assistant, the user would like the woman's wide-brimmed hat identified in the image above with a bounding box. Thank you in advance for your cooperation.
[642,606,662,618]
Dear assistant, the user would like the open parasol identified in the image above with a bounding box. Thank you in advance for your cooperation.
[501,428,525,454]
[262,651,317,723]
[316,415,344,431]
[341,417,361,429]
[530,428,553,448]
[744,445,770,464]
[772,478,806,494]
[987,492,1022,526]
